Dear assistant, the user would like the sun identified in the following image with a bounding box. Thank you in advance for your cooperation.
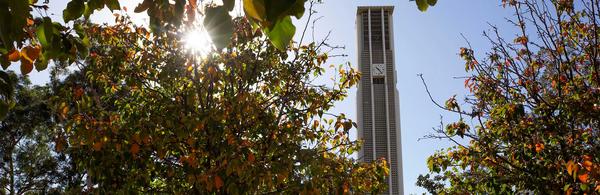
[183,29,213,57]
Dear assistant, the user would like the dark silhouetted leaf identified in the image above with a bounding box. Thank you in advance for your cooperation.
[63,0,85,22]
[204,6,233,50]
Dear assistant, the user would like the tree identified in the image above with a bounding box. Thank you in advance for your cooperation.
[0,72,69,195]
[0,0,441,120]
[49,16,389,193]
[418,0,600,193]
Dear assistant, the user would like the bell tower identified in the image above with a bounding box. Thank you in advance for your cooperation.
[356,6,403,195]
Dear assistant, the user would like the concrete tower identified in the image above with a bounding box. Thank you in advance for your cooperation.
[356,6,403,195]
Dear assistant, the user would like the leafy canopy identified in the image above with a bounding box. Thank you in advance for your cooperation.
[50,16,389,193]
[418,0,600,194]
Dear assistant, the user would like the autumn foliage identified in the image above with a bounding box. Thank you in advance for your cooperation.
[47,17,388,193]
[419,0,600,194]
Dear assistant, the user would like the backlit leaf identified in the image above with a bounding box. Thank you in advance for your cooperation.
[20,57,33,74]
[8,49,20,62]
[416,0,429,12]
[265,16,295,51]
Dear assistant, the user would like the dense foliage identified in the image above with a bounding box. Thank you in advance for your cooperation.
[46,17,389,193]
[418,0,600,194]
[0,73,77,194]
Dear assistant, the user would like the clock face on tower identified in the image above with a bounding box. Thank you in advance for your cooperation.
[372,64,385,77]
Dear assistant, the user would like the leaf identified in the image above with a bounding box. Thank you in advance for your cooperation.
[21,45,41,61]
[63,0,85,22]
[243,0,266,22]
[84,0,105,18]
[566,160,576,176]
[35,52,48,71]
[416,0,429,12]
[8,49,20,62]
[583,160,593,171]
[134,0,152,13]
[130,143,140,155]
[0,56,9,69]
[248,152,255,162]
[264,0,305,21]
[93,142,103,151]
[20,57,33,74]
[36,18,53,47]
[578,173,589,183]
[105,0,121,11]
[223,0,235,11]
[204,6,233,50]
[265,16,295,51]
[214,175,224,189]
[427,0,438,6]
[0,101,9,120]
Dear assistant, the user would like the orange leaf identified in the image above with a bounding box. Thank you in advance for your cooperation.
[343,182,349,193]
[130,143,140,155]
[8,49,20,62]
[578,173,589,183]
[93,142,103,151]
[583,160,593,171]
[248,152,255,162]
[20,57,33,74]
[26,18,34,26]
[214,175,224,189]
[535,143,544,153]
[22,45,41,61]
[567,160,576,176]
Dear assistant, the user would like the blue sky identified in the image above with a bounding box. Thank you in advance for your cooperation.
[306,0,515,194]
[19,0,518,194]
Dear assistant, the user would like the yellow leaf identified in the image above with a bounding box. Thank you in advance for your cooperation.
[567,160,575,176]
[243,0,265,21]
[583,160,593,171]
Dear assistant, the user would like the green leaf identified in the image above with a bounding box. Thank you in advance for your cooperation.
[36,17,55,49]
[416,0,429,12]
[427,0,438,6]
[265,16,295,51]
[105,0,121,11]
[63,0,85,22]
[204,6,233,50]
[35,53,48,71]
